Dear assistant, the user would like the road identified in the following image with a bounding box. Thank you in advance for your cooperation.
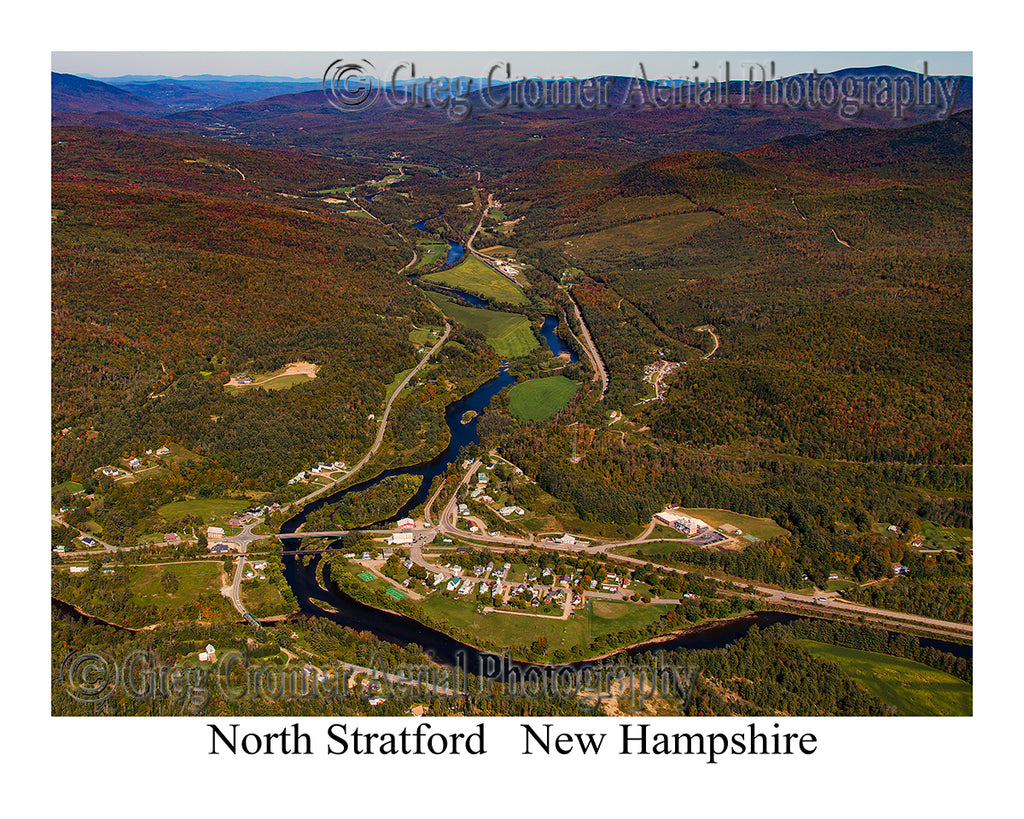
[694,325,720,359]
[422,457,972,641]
[563,286,609,397]
[284,321,451,513]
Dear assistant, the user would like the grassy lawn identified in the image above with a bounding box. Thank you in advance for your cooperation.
[409,325,443,346]
[920,520,972,550]
[419,594,588,650]
[130,562,225,608]
[158,498,250,526]
[587,599,671,638]
[240,578,287,615]
[425,292,537,357]
[508,376,580,422]
[53,480,85,495]
[674,508,789,540]
[794,639,972,716]
[385,367,416,401]
[423,254,528,305]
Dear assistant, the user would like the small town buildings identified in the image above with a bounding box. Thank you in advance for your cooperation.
[396,517,415,530]
[156,445,170,455]
[164,533,180,543]
[388,532,414,545]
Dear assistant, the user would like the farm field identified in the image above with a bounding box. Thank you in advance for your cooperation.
[423,254,528,305]
[130,561,226,608]
[794,640,972,716]
[157,498,252,526]
[425,292,537,357]
[508,375,580,422]
[554,210,720,262]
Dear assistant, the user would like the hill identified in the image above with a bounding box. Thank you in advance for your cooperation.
[51,127,446,495]
[51,72,170,115]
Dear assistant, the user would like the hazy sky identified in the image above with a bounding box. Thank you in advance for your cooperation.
[51,51,972,81]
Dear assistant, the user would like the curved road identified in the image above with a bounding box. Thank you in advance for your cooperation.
[285,321,450,513]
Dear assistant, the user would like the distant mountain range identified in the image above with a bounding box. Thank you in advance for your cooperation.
[51,68,973,168]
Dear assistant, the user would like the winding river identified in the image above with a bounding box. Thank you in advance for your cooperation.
[274,220,970,682]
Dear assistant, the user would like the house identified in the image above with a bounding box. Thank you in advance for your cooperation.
[164,533,180,543]
[207,526,225,539]
[459,579,476,595]
[210,543,230,553]
[409,704,428,717]
[381,548,394,559]
[601,583,619,593]
[69,566,89,573]
[555,533,575,545]
[828,573,839,581]
[251,561,268,571]
[402,559,414,569]
[128,457,142,470]
[156,446,170,456]
[446,577,462,592]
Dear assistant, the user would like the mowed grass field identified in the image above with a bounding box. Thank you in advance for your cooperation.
[508,375,580,421]
[675,508,789,541]
[423,254,528,305]
[794,639,972,716]
[419,594,588,651]
[587,599,671,638]
[426,292,537,357]
[130,561,225,608]
[158,498,248,525]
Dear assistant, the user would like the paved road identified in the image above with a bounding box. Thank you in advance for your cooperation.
[423,458,972,640]
[563,286,608,397]
[284,321,451,513]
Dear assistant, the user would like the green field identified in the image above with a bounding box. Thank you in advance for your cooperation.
[555,210,720,261]
[920,520,972,550]
[508,376,580,421]
[240,578,287,615]
[419,594,588,650]
[425,292,538,357]
[674,508,789,540]
[385,367,416,401]
[423,254,528,305]
[130,561,225,608]
[409,325,443,346]
[158,498,250,525]
[587,599,671,638]
[414,241,449,270]
[795,639,972,716]
[53,481,85,495]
